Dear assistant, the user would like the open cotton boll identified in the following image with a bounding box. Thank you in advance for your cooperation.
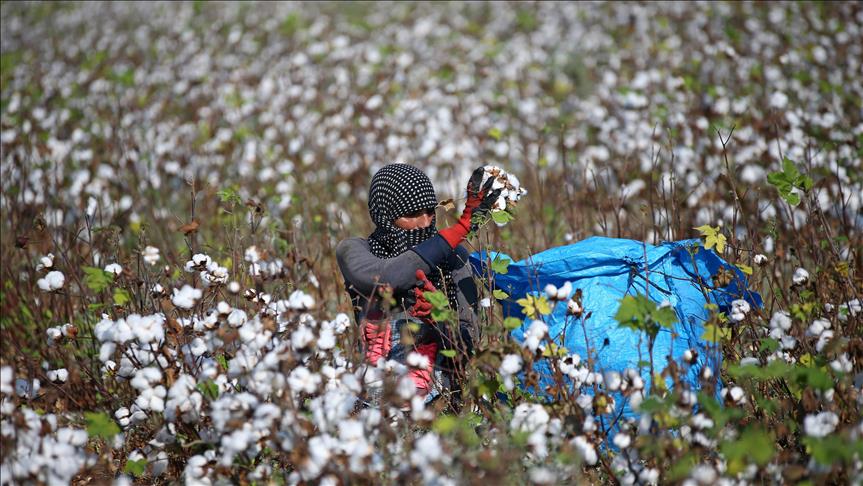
[37,271,65,291]
[477,165,528,226]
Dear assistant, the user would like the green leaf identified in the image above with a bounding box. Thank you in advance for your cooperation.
[492,289,509,300]
[759,338,779,353]
[196,380,219,400]
[701,324,730,343]
[490,256,511,275]
[491,210,514,225]
[721,427,775,474]
[488,127,502,141]
[124,458,148,477]
[82,266,114,293]
[113,288,131,306]
[516,294,552,319]
[736,263,753,275]
[85,411,120,439]
[439,349,456,358]
[785,191,801,206]
[503,317,523,330]
[803,436,863,466]
[432,415,458,434]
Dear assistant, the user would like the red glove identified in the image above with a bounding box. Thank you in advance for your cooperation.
[409,270,436,322]
[408,269,439,395]
[438,167,501,248]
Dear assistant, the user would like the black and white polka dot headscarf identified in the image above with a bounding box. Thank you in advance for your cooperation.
[367,163,458,308]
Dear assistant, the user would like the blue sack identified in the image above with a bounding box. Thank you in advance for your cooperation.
[470,236,761,422]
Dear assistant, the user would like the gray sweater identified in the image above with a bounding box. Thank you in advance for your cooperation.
[335,237,479,351]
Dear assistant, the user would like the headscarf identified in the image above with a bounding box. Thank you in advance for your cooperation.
[367,163,458,308]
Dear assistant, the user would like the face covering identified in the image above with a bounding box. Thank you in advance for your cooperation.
[367,163,458,308]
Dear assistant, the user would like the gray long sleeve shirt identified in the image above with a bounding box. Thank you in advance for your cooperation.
[335,237,479,351]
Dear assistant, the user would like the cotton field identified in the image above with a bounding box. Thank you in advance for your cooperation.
[1,2,861,484]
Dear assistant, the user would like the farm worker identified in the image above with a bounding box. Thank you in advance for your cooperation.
[336,163,501,404]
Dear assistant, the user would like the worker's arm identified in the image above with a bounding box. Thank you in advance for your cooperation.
[336,237,435,296]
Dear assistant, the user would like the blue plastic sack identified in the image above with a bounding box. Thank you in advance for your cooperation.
[470,236,761,421]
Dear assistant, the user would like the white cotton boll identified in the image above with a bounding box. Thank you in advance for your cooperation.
[691,464,717,484]
[613,433,631,449]
[604,371,622,391]
[142,246,160,266]
[523,320,548,352]
[0,366,12,395]
[816,329,834,352]
[37,271,65,291]
[104,263,122,276]
[288,290,315,310]
[500,354,522,377]
[406,352,430,369]
[36,253,54,271]
[544,284,558,299]
[172,285,202,309]
[189,338,207,357]
[753,254,768,265]
[131,367,162,391]
[793,268,810,285]
[46,368,68,383]
[228,281,241,294]
[317,328,335,350]
[556,281,573,300]
[244,246,260,263]
[289,366,321,394]
[396,375,417,400]
[639,467,659,485]
[129,314,165,344]
[480,297,491,308]
[184,254,212,272]
[226,309,247,327]
[770,311,793,331]
[510,403,550,441]
[830,353,852,373]
[571,436,598,466]
[365,95,383,110]
[216,301,231,315]
[769,91,788,110]
[804,411,839,437]
[807,318,830,336]
[291,325,314,350]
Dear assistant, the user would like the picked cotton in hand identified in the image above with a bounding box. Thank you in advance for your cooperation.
[480,165,527,224]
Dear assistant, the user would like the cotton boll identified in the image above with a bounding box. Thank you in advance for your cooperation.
[104,263,123,276]
[604,371,622,392]
[793,268,810,285]
[804,411,839,437]
[37,271,65,291]
[46,369,68,383]
[172,285,203,309]
[36,254,55,271]
[142,246,160,266]
[571,436,598,466]
[613,432,631,449]
[406,352,430,369]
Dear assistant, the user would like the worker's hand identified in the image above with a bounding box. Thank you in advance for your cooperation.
[409,269,437,322]
[438,167,503,248]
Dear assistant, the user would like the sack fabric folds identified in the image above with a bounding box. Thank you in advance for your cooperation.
[470,236,761,423]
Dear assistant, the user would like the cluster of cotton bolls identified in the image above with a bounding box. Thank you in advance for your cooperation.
[479,165,527,215]
[2,2,860,244]
[0,367,95,485]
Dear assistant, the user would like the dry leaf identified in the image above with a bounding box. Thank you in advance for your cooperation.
[437,199,456,212]
[179,220,200,234]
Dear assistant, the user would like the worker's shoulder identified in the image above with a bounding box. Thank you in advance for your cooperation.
[335,237,370,258]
